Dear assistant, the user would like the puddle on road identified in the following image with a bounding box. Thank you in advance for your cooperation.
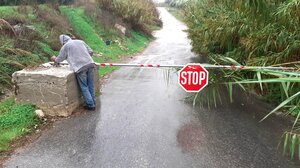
[177,123,207,152]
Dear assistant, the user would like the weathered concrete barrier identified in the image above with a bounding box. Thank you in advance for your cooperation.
[12,63,99,117]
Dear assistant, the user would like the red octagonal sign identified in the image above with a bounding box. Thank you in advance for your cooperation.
[178,64,209,92]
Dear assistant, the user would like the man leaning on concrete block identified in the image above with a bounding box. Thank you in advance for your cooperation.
[51,34,96,111]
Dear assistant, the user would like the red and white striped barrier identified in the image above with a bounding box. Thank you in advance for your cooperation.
[94,63,295,70]
[49,62,295,70]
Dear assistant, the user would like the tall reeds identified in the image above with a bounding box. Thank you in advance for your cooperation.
[183,0,300,159]
[184,0,300,65]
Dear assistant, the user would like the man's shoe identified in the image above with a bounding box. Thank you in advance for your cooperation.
[84,106,96,111]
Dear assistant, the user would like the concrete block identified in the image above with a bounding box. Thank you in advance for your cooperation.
[12,63,99,117]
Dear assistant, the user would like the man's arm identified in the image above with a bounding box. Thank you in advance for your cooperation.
[54,46,68,62]
[83,42,93,57]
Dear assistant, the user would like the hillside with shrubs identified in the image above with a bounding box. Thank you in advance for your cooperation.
[0,0,161,96]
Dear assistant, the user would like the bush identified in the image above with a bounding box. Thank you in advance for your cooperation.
[96,0,162,36]
[183,0,300,110]
[34,5,76,50]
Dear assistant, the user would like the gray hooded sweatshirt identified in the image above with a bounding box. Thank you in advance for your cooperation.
[55,35,94,73]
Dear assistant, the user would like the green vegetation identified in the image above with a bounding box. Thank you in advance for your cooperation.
[0,5,67,93]
[165,1,188,24]
[166,0,187,8]
[0,98,39,152]
[166,7,185,22]
[181,0,300,159]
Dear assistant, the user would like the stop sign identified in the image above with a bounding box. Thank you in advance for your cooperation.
[178,64,209,92]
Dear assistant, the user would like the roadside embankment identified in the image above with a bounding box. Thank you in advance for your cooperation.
[0,0,161,156]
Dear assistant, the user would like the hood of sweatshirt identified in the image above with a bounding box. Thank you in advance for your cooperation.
[59,34,71,45]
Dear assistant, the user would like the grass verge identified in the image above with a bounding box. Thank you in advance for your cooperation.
[0,98,40,152]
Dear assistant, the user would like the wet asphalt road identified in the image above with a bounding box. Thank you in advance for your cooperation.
[5,8,300,168]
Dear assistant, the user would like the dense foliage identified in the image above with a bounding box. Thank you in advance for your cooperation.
[183,0,300,159]
[0,0,74,5]
[185,0,300,65]
[165,0,187,7]
[0,5,75,93]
